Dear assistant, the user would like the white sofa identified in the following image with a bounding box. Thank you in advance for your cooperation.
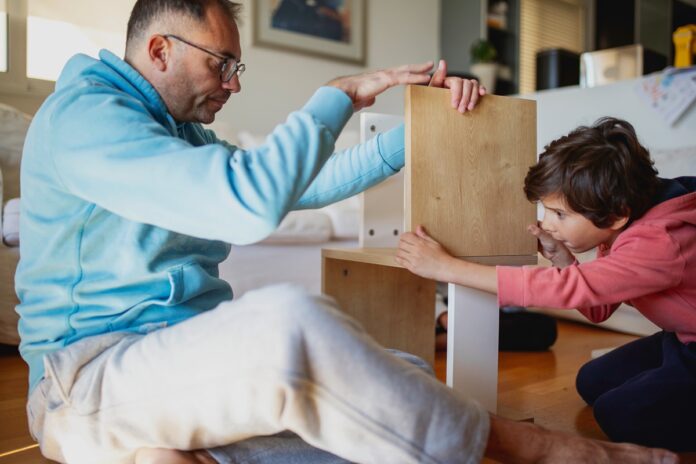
[0,116,362,345]
[0,103,29,345]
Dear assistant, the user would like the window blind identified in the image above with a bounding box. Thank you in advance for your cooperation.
[519,0,586,94]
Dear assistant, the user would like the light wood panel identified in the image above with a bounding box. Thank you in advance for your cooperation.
[322,256,436,366]
[322,247,537,267]
[405,86,537,262]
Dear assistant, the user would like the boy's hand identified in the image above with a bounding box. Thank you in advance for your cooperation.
[396,225,456,281]
[527,223,575,268]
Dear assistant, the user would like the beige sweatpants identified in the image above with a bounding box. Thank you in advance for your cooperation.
[27,284,489,464]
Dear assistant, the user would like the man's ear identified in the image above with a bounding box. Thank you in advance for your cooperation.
[148,35,170,72]
[609,215,629,231]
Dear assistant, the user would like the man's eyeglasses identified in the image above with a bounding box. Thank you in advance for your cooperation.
[164,34,245,83]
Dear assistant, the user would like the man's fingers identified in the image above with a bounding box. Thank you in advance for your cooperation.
[467,81,481,110]
[429,60,447,87]
[401,61,435,74]
[458,79,475,113]
[445,77,463,109]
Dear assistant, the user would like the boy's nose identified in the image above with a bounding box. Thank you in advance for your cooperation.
[540,215,554,233]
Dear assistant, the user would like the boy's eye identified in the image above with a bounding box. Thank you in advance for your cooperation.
[556,211,565,219]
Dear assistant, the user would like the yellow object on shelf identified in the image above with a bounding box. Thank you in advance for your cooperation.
[673,25,696,68]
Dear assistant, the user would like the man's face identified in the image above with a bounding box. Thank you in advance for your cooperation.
[163,5,242,123]
[539,193,621,253]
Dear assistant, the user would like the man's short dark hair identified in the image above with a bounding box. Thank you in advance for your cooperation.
[126,0,242,50]
[523,117,660,228]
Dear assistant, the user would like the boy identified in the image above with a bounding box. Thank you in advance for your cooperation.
[396,117,696,452]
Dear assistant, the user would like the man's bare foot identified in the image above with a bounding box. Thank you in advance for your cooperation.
[541,429,679,464]
[135,448,217,464]
[486,416,679,464]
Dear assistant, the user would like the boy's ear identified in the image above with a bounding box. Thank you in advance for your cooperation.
[609,215,629,231]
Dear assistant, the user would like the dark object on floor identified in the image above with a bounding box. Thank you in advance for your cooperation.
[499,307,557,351]
[436,305,558,352]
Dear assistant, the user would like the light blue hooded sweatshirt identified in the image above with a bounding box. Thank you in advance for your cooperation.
[16,50,406,392]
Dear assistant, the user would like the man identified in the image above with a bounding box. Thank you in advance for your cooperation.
[17,0,677,463]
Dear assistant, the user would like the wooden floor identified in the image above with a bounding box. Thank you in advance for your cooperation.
[1,320,694,463]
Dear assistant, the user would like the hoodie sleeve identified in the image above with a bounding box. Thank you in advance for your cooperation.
[497,224,686,323]
[204,123,406,211]
[294,124,405,210]
[47,86,352,245]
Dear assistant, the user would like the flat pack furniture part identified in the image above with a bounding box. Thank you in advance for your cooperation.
[323,87,537,413]
[359,113,405,248]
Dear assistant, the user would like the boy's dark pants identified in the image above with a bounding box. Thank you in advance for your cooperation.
[576,331,696,452]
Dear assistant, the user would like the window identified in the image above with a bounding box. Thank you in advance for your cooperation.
[519,0,587,94]
[27,0,134,82]
[0,0,135,98]
[0,0,7,73]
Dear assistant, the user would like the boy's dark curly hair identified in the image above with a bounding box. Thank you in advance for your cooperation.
[524,117,660,228]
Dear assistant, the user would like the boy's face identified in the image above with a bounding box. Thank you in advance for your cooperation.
[539,193,624,253]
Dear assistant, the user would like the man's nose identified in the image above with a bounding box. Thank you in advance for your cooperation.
[222,74,241,93]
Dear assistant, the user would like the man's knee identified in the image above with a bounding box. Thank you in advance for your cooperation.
[243,284,354,336]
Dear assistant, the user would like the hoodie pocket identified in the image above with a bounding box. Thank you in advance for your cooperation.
[164,262,225,306]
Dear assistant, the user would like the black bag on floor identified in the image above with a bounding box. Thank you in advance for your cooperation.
[498,306,558,351]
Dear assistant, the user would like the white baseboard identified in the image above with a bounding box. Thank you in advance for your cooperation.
[530,304,660,337]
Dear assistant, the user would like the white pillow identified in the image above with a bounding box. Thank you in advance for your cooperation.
[650,146,696,178]
[2,198,19,247]
[236,130,266,150]
[261,210,332,244]
[0,102,32,165]
[0,103,32,201]
[235,129,360,152]
[236,129,362,240]
[320,196,360,239]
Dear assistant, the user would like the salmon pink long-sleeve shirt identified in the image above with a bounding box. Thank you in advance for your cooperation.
[498,182,696,344]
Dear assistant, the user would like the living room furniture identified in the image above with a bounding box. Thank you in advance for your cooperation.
[323,86,537,412]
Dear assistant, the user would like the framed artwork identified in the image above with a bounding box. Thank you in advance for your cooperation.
[253,0,366,65]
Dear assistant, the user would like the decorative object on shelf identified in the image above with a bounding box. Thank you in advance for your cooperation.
[673,25,696,68]
[487,0,509,30]
[470,38,498,93]
[253,0,366,65]
[635,66,696,126]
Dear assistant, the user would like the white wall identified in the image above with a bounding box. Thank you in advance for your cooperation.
[209,0,440,140]
[4,1,440,131]
[526,77,696,152]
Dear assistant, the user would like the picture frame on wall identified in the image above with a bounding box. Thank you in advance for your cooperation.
[253,0,366,65]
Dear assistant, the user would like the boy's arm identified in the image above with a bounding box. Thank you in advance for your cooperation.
[497,224,685,313]
[396,226,498,293]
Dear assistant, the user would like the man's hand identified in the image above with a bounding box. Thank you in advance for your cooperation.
[328,62,433,111]
[396,225,456,282]
[527,223,575,268]
[428,59,486,113]
[327,59,486,112]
